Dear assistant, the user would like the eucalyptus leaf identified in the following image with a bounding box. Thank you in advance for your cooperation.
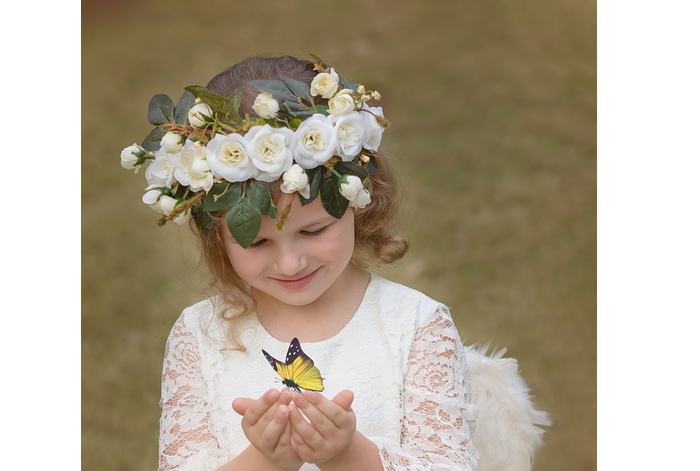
[366,155,379,175]
[282,100,312,113]
[248,181,278,219]
[141,127,166,151]
[338,75,359,92]
[280,74,312,101]
[174,90,196,125]
[299,167,323,206]
[249,79,297,102]
[148,94,174,125]
[226,197,262,249]
[285,109,314,119]
[184,85,230,116]
[334,161,369,180]
[320,176,349,219]
[201,182,242,211]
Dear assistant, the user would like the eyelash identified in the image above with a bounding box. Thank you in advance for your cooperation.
[301,226,329,237]
[248,226,329,248]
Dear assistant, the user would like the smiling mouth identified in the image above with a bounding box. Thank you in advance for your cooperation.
[272,269,320,290]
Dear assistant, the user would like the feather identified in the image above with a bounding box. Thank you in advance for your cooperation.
[464,343,551,471]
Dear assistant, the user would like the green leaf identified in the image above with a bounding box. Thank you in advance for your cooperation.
[191,202,216,230]
[249,79,297,102]
[148,94,174,125]
[226,197,262,249]
[184,85,230,116]
[312,104,329,116]
[299,167,323,205]
[280,74,312,101]
[320,176,349,219]
[201,182,242,211]
[174,90,196,125]
[141,127,166,151]
[334,161,369,180]
[227,87,244,124]
[248,181,278,219]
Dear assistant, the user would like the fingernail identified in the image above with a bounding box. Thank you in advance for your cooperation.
[303,390,318,401]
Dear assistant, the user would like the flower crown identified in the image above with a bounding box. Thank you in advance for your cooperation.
[120,55,388,248]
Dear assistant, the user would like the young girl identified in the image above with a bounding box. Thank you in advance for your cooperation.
[122,55,479,471]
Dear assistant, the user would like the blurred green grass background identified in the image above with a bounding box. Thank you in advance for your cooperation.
[82,0,596,469]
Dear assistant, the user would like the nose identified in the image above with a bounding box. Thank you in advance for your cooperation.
[273,243,308,277]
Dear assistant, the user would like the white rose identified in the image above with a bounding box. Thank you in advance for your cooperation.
[310,68,340,99]
[189,155,214,192]
[188,103,213,128]
[290,114,338,169]
[206,133,256,182]
[361,105,385,152]
[252,92,280,119]
[244,125,294,182]
[339,175,371,208]
[350,188,371,208]
[121,143,146,171]
[160,131,185,154]
[149,194,191,225]
[334,112,368,161]
[171,140,208,188]
[142,187,164,206]
[328,89,356,116]
[280,164,311,198]
[145,148,175,187]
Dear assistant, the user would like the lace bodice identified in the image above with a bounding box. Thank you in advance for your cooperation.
[159,274,479,471]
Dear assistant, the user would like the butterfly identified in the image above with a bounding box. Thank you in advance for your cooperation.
[262,337,325,392]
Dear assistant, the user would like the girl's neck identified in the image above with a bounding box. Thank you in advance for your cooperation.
[254,265,370,343]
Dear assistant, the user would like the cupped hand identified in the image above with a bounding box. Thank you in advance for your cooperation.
[232,388,303,470]
[287,390,357,465]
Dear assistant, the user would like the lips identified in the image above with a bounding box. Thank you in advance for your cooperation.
[272,268,320,290]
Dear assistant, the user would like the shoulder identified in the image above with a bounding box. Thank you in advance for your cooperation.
[175,295,231,343]
[368,274,449,326]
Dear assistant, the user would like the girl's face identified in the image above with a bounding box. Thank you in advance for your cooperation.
[222,195,356,309]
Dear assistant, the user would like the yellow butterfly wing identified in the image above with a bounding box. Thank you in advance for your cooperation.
[288,353,324,392]
[262,338,325,392]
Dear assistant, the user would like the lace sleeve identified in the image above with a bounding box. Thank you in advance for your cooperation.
[159,315,226,471]
[374,305,479,471]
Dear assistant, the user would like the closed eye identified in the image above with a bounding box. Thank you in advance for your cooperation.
[249,238,268,248]
[301,225,329,237]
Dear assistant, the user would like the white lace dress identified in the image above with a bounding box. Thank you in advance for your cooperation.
[159,274,479,471]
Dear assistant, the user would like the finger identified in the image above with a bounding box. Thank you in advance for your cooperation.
[292,392,329,429]
[331,390,354,411]
[288,403,321,454]
[242,389,280,426]
[302,391,355,430]
[260,404,291,447]
[232,397,254,416]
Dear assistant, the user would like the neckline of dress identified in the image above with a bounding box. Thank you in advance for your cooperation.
[255,272,380,346]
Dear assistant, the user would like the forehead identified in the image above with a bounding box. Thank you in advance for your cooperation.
[260,194,337,234]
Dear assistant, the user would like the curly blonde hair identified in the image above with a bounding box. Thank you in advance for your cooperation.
[192,55,408,349]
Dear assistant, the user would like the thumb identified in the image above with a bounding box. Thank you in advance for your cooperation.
[232,397,254,416]
[332,390,354,411]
